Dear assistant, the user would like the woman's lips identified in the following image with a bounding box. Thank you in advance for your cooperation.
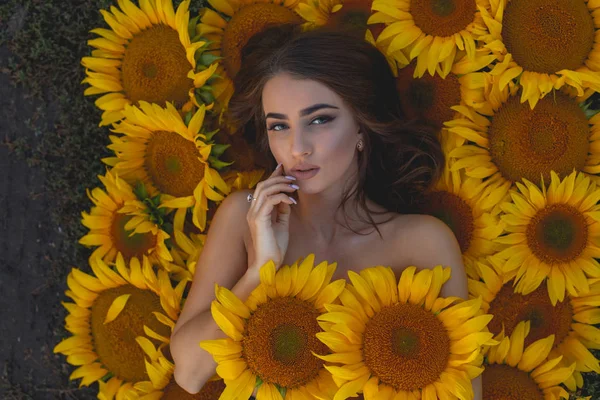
[291,168,320,180]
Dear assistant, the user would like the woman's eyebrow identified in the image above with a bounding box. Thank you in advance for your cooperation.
[265,103,339,120]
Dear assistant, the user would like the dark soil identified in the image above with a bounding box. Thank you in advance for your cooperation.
[0,0,598,399]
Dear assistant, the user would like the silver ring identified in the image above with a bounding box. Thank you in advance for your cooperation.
[247,193,255,203]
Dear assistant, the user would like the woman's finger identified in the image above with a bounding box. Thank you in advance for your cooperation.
[249,183,297,214]
[255,193,296,220]
[250,164,281,204]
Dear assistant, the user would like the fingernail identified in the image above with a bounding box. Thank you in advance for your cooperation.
[288,196,297,204]
[289,184,300,190]
[276,163,283,170]
[284,175,296,180]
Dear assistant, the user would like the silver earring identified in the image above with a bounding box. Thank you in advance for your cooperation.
[357,140,364,151]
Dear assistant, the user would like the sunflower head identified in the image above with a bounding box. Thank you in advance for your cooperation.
[484,321,575,400]
[418,164,509,278]
[79,170,173,266]
[82,0,221,126]
[126,376,226,399]
[53,256,185,397]
[445,76,600,189]
[495,170,600,302]
[200,254,343,399]
[470,259,600,393]
[456,0,600,108]
[106,101,232,231]
[396,61,462,129]
[371,0,486,78]
[317,265,495,399]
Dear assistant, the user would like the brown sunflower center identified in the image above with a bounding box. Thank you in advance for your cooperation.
[487,283,573,348]
[363,302,451,391]
[526,203,588,263]
[144,130,205,197]
[271,324,307,364]
[488,92,590,185]
[328,0,385,40]
[410,0,477,37]
[221,134,260,172]
[392,327,420,357]
[221,3,302,79]
[90,285,171,382]
[502,0,595,74]
[483,364,544,400]
[110,213,157,260]
[121,25,194,107]
[161,378,226,399]
[418,191,474,253]
[396,62,461,129]
[243,296,326,388]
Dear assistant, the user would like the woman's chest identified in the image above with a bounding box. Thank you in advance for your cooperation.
[244,219,412,282]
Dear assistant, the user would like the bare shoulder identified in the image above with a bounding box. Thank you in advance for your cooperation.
[216,189,255,222]
[221,189,253,239]
[392,214,461,263]
[397,214,455,238]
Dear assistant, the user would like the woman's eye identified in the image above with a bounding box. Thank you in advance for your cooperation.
[267,116,334,132]
[311,116,332,125]
[267,123,285,132]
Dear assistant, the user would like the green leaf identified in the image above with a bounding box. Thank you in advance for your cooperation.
[210,143,230,157]
[206,73,223,85]
[188,16,199,40]
[203,128,220,141]
[277,385,287,399]
[162,222,173,235]
[134,181,148,200]
[199,90,215,104]
[208,156,234,170]
[256,376,263,388]
[199,52,222,66]
[101,371,114,381]
[184,110,194,126]
[195,93,205,106]
[585,108,600,119]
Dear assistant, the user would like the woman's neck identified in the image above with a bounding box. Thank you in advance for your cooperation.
[290,188,388,246]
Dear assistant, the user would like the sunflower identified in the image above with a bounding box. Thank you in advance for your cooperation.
[220,170,264,194]
[296,0,386,44]
[79,169,173,267]
[195,0,304,112]
[166,207,207,282]
[367,0,488,79]
[494,170,600,301]
[317,265,494,399]
[200,254,343,399]
[418,137,510,277]
[445,74,600,187]
[53,255,185,398]
[81,0,220,126]
[469,259,600,391]
[484,321,575,400]
[453,0,600,109]
[105,101,231,232]
[127,370,226,399]
[396,61,463,129]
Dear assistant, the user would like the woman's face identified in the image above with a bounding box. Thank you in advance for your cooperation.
[262,72,362,193]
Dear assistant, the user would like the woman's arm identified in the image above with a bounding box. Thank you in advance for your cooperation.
[170,190,256,394]
[401,214,482,400]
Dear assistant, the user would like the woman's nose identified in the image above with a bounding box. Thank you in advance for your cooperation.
[289,128,312,157]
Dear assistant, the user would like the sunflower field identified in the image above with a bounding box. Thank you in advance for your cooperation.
[3,0,600,398]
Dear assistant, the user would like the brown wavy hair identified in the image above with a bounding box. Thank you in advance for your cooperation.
[225,23,444,237]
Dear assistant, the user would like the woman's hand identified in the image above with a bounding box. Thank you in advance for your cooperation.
[246,163,298,274]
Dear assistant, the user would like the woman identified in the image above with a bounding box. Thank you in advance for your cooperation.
[170,23,480,398]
